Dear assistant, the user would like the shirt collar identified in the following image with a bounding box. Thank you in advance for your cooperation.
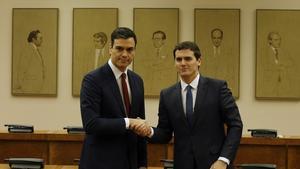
[180,73,200,90]
[108,59,128,79]
[29,42,38,50]
[270,45,278,53]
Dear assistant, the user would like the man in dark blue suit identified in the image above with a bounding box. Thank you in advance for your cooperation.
[136,41,243,169]
[79,27,147,169]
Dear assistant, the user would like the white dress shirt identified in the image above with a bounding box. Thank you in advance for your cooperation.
[108,59,131,128]
[180,73,230,165]
[180,74,199,115]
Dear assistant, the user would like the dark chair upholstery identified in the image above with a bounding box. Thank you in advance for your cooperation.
[160,159,173,169]
[236,164,276,169]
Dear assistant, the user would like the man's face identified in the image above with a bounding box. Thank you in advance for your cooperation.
[94,36,106,49]
[152,33,165,48]
[211,30,222,47]
[175,49,201,81]
[33,33,43,47]
[109,38,135,72]
[269,34,281,48]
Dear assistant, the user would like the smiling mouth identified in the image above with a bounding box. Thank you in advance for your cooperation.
[180,69,189,72]
[120,59,128,62]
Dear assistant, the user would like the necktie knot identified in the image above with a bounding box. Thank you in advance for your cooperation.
[121,73,126,79]
[186,85,192,91]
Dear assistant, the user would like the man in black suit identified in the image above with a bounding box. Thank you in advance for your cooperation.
[135,41,243,169]
[79,27,147,169]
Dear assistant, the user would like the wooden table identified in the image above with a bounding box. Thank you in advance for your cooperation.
[166,135,300,169]
[0,130,166,166]
[0,164,163,169]
[0,164,76,169]
[2,130,300,169]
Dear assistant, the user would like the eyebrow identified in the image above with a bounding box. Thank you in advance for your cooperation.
[114,46,135,52]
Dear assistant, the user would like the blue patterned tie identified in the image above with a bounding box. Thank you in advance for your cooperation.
[186,85,193,126]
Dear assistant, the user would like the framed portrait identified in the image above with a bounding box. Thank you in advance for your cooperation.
[256,9,300,99]
[12,8,58,96]
[133,8,179,97]
[72,8,118,96]
[195,9,240,98]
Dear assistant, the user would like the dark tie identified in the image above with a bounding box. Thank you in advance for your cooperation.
[186,85,193,126]
[121,73,131,117]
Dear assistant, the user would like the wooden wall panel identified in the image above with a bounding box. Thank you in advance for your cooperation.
[287,146,300,169]
[0,141,48,163]
[235,145,286,169]
[49,142,82,165]
[147,143,167,167]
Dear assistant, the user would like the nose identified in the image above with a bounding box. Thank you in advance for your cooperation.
[121,49,130,57]
[180,59,188,65]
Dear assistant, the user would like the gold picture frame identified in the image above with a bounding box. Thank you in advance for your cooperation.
[72,8,118,96]
[256,9,300,99]
[195,9,240,98]
[133,8,179,97]
[12,8,58,96]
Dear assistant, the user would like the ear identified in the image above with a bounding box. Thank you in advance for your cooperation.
[198,58,202,66]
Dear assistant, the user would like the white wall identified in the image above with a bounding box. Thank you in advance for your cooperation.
[1,0,300,135]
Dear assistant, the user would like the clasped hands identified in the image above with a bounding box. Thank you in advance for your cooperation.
[129,118,152,137]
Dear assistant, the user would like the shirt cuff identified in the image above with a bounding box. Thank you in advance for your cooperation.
[218,157,230,165]
[147,127,154,138]
[124,118,129,129]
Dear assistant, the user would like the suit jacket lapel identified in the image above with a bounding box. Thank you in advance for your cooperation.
[191,76,208,129]
[127,71,137,118]
[104,64,127,117]
[175,83,190,128]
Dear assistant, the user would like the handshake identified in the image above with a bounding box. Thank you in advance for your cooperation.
[129,118,152,137]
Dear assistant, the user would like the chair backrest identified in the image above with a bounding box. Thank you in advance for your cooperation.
[160,159,173,169]
[236,164,276,169]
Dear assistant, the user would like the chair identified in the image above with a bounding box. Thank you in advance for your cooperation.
[160,159,173,169]
[236,163,276,169]
[5,158,44,169]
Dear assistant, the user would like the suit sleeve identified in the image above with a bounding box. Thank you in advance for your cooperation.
[219,81,243,161]
[80,73,127,136]
[149,90,173,144]
[137,77,147,167]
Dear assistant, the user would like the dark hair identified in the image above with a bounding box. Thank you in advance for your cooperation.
[173,41,201,60]
[27,30,41,43]
[110,27,137,47]
[152,30,166,40]
[211,28,223,38]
